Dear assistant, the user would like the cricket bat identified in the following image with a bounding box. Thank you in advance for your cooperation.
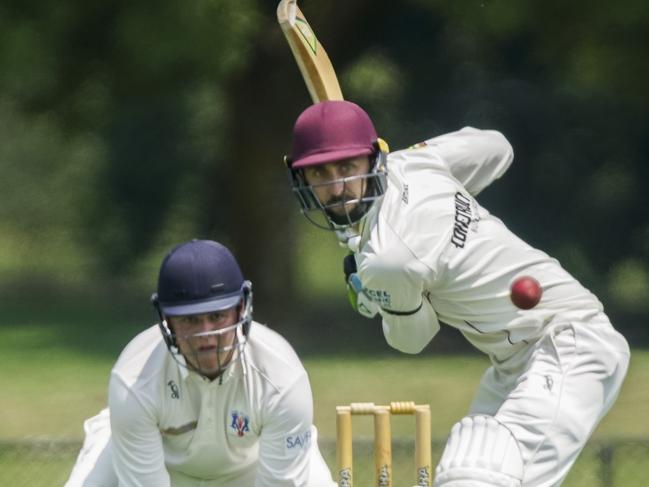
[277,0,344,102]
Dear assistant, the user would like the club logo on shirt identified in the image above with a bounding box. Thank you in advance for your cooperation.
[230,410,250,437]
[451,192,475,249]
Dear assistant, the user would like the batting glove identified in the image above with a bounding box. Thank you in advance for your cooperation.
[343,254,379,319]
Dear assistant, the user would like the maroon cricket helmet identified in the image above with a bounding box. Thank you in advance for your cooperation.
[290,101,378,168]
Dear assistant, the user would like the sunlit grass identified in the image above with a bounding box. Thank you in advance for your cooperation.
[1,319,647,441]
[1,315,648,485]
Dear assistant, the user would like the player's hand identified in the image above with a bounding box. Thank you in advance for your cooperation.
[343,254,379,319]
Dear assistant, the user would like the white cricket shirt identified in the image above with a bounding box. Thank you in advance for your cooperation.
[108,322,331,487]
[354,127,604,361]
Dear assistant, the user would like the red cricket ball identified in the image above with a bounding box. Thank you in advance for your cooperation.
[510,276,542,309]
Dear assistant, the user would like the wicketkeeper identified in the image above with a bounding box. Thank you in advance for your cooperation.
[65,239,335,487]
[284,100,630,486]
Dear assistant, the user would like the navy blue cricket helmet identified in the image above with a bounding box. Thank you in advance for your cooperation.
[152,240,253,352]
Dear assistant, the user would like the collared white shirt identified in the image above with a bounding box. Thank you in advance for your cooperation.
[108,322,331,486]
[354,127,603,361]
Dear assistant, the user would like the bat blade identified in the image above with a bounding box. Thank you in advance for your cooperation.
[277,0,343,102]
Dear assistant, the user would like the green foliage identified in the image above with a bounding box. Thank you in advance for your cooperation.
[294,224,348,299]
[0,0,647,340]
[0,0,262,275]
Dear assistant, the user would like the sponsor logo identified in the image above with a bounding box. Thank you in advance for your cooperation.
[285,428,312,451]
[450,192,476,248]
[338,468,352,487]
[365,288,391,308]
[167,380,179,399]
[378,464,390,487]
[417,465,431,486]
[401,184,409,204]
[230,411,250,437]
[295,18,317,55]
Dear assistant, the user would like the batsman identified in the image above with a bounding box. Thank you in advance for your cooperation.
[282,100,630,486]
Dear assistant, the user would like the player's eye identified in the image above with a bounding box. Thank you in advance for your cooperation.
[207,312,225,322]
[175,315,201,327]
[340,160,361,176]
[306,168,323,181]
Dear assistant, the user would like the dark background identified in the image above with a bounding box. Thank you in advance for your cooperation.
[1,0,647,357]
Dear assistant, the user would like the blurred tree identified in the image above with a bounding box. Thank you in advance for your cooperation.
[330,0,649,327]
[0,0,647,342]
[1,0,262,273]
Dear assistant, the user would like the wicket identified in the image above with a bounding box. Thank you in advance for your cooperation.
[336,401,432,487]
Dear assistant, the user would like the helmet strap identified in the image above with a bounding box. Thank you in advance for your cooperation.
[151,293,178,350]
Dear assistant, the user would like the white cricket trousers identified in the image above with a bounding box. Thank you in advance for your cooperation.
[468,312,630,486]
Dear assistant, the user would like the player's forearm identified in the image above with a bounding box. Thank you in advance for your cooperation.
[380,298,440,354]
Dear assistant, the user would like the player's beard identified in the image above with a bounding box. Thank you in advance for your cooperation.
[324,195,370,226]
[322,176,373,226]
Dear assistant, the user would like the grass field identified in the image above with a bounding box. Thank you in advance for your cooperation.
[1,320,647,440]
[1,311,648,485]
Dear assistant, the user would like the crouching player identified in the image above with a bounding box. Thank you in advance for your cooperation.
[65,239,335,487]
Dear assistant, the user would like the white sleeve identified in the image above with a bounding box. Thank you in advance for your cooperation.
[421,127,513,195]
[381,298,440,354]
[108,374,170,487]
[255,372,322,487]
[360,245,440,354]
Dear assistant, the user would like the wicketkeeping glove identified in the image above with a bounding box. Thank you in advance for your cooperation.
[343,254,379,319]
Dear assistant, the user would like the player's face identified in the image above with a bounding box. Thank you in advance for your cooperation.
[169,306,240,380]
[302,156,371,219]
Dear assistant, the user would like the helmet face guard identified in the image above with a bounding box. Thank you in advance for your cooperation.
[287,145,388,231]
[151,240,254,380]
[156,283,253,379]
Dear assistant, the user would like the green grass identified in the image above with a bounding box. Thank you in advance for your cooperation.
[1,314,648,485]
[5,323,647,441]
[0,441,81,487]
[306,354,487,439]
[1,321,648,440]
